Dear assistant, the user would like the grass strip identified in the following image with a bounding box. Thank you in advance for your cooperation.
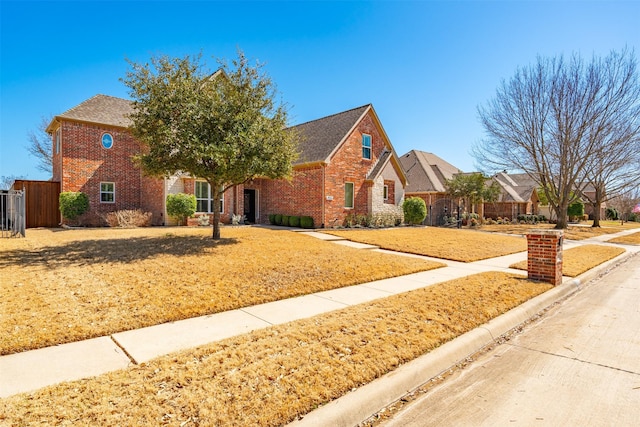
[607,231,640,245]
[322,227,526,262]
[0,227,443,355]
[0,272,551,426]
[481,221,640,240]
[509,244,626,277]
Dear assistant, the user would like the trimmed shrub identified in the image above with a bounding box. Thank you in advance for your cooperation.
[300,216,314,229]
[105,210,152,227]
[606,207,619,220]
[166,193,196,225]
[59,191,89,221]
[268,214,277,225]
[289,216,301,227]
[282,215,290,227]
[568,200,585,221]
[403,197,427,225]
[275,214,283,225]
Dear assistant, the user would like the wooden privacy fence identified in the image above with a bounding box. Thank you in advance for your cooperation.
[1,189,26,237]
[11,180,61,228]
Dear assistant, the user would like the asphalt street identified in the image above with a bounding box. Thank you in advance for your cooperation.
[382,252,640,427]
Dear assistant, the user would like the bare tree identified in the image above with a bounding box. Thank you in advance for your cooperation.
[474,49,640,229]
[1,175,24,190]
[609,185,640,223]
[27,115,54,175]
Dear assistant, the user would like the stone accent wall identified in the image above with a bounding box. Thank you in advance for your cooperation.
[527,230,564,285]
[369,162,404,220]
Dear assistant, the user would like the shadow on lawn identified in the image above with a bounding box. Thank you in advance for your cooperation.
[0,235,239,268]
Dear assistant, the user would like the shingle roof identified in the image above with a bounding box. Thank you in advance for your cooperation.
[290,104,370,165]
[400,150,463,193]
[366,148,391,181]
[493,172,537,202]
[56,94,134,128]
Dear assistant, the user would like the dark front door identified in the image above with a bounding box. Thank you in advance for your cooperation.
[243,189,256,223]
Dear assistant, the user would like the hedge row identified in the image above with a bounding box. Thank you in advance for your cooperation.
[268,214,314,229]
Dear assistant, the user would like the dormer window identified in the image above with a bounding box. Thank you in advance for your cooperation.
[362,134,372,160]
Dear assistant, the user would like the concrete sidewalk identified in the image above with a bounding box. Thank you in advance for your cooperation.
[380,243,640,427]
[1,228,638,403]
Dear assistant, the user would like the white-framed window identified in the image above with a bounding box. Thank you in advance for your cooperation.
[345,182,354,209]
[383,184,389,201]
[195,181,224,213]
[362,134,372,160]
[100,182,115,203]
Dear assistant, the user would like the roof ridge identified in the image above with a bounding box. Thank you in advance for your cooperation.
[290,104,371,129]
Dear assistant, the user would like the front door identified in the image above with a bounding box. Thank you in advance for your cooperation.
[243,189,256,223]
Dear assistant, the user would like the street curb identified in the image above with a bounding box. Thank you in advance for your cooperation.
[288,249,636,427]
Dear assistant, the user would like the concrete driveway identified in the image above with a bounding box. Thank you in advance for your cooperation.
[382,252,640,427]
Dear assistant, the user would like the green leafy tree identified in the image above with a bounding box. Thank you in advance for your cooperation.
[403,197,427,225]
[123,50,298,239]
[445,173,500,215]
[166,193,197,225]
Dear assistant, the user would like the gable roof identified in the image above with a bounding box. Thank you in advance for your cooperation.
[290,104,370,165]
[400,150,463,193]
[493,172,537,202]
[47,94,134,131]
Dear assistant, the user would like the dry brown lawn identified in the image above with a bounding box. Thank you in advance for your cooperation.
[322,227,526,261]
[607,231,640,245]
[510,244,626,277]
[0,272,551,426]
[0,227,444,355]
[481,220,640,240]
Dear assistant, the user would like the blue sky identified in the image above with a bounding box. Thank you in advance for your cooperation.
[1,0,639,182]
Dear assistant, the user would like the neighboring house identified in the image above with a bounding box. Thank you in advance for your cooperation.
[576,183,607,220]
[485,172,539,219]
[46,95,407,227]
[400,150,463,225]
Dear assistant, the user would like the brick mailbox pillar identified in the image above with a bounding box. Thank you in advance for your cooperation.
[526,230,564,286]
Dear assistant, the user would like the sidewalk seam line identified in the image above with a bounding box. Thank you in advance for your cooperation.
[110,335,139,366]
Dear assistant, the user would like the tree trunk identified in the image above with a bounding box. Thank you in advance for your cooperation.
[591,202,602,227]
[553,201,569,229]
[211,183,223,240]
[590,185,605,228]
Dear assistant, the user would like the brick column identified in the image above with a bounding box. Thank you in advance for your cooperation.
[526,230,564,285]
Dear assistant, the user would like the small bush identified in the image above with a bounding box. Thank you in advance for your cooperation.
[268,214,277,225]
[275,214,283,225]
[289,216,300,227]
[59,191,89,221]
[403,197,427,225]
[282,215,290,227]
[568,200,584,221]
[166,193,196,225]
[105,210,152,227]
[300,216,314,229]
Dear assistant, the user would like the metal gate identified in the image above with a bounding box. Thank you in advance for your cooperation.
[1,189,26,237]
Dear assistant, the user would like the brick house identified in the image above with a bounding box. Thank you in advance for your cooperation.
[47,95,407,227]
[400,150,463,225]
[485,171,539,220]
